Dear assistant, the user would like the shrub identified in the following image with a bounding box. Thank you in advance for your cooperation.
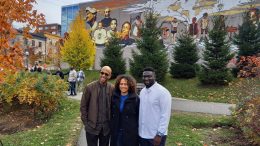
[236,55,260,78]
[232,78,260,144]
[0,72,68,119]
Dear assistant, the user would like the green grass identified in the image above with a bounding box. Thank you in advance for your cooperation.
[167,112,234,146]
[0,98,81,146]
[162,74,241,103]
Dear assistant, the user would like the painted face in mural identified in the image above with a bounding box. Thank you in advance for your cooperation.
[110,19,117,31]
[98,22,103,29]
[104,8,110,17]
[121,22,131,39]
[86,10,96,23]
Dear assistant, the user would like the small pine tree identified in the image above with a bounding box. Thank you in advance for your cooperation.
[199,15,234,85]
[130,11,169,82]
[170,33,199,78]
[100,34,126,79]
[233,10,260,56]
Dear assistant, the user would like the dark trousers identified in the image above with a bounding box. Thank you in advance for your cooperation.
[69,81,76,95]
[85,131,110,146]
[139,136,167,146]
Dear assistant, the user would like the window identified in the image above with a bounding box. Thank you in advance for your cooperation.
[45,26,49,29]
[51,26,56,29]
[32,40,35,46]
[39,42,42,47]
[52,31,56,34]
[39,27,43,30]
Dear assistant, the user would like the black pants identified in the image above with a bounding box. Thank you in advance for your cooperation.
[139,136,167,146]
[69,81,76,95]
[85,131,110,146]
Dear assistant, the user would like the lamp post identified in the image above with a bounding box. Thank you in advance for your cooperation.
[25,50,29,69]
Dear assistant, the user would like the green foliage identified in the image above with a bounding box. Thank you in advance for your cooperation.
[233,11,260,56]
[0,99,81,146]
[199,15,234,85]
[170,33,199,78]
[0,72,68,119]
[130,11,169,82]
[101,34,126,79]
[232,78,260,144]
[61,14,95,70]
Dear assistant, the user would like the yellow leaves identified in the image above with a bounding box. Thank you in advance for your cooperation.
[61,14,95,70]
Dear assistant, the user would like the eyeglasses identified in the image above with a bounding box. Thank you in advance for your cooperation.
[100,71,109,76]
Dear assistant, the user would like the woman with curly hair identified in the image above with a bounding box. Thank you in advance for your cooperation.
[110,75,140,146]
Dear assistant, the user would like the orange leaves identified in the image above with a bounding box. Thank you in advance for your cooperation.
[0,0,45,81]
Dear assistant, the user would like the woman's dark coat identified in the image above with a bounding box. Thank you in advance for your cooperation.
[110,91,140,146]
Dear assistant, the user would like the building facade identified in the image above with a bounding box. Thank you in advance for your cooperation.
[61,4,80,37]
[38,23,61,36]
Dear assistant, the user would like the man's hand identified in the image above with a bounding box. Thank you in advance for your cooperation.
[153,135,162,146]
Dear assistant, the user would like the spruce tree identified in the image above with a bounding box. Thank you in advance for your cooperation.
[233,10,260,56]
[100,34,126,79]
[130,11,168,82]
[199,15,234,85]
[170,33,199,78]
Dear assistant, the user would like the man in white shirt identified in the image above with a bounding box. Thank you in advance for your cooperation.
[139,67,172,146]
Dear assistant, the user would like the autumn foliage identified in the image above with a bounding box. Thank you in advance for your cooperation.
[61,14,95,70]
[0,0,45,82]
[236,55,260,78]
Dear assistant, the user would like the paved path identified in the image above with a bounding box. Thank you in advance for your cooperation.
[68,92,235,146]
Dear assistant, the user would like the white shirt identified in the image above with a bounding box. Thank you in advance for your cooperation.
[139,82,172,139]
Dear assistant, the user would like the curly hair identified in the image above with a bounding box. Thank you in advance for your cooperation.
[114,74,136,94]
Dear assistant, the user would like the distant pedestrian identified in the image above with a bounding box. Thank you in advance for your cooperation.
[110,74,140,146]
[80,66,114,146]
[53,67,64,79]
[68,67,77,96]
[139,67,172,146]
[77,69,85,92]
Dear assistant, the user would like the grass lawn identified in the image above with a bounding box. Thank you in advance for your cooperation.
[167,112,249,146]
[83,70,245,103]
[0,98,81,146]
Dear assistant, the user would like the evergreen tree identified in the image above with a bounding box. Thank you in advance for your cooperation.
[233,10,260,56]
[199,15,234,85]
[130,11,169,82]
[61,14,95,70]
[170,33,199,78]
[101,34,126,79]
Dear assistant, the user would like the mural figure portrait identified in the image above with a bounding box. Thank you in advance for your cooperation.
[170,17,179,44]
[120,21,134,46]
[189,17,198,39]
[200,12,209,41]
[101,8,112,28]
[132,15,143,38]
[107,18,118,39]
[248,8,259,26]
[85,7,98,32]
[93,22,107,45]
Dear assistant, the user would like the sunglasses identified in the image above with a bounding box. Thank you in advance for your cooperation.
[100,71,109,76]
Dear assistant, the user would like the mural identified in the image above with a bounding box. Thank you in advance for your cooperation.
[78,0,260,46]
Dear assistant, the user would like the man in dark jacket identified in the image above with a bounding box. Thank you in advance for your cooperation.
[80,66,114,146]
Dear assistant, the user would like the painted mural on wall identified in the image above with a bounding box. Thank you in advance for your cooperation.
[81,0,260,46]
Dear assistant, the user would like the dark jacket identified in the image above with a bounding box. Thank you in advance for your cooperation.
[110,91,140,146]
[80,81,114,129]
[53,70,64,79]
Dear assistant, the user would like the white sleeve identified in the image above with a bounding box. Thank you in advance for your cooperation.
[157,89,172,135]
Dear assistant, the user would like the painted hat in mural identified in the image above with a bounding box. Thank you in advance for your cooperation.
[86,7,97,13]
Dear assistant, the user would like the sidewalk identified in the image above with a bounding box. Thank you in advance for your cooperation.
[68,92,236,146]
